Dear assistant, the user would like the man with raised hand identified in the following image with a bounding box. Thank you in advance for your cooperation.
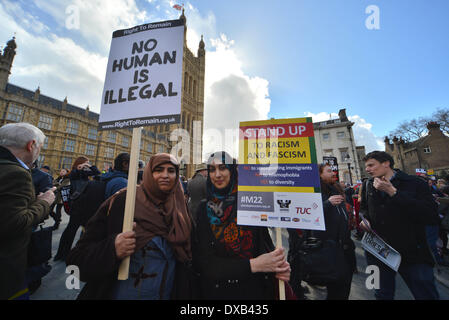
[360,151,440,300]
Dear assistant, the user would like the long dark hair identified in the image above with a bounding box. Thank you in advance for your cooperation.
[319,163,344,196]
[71,156,89,172]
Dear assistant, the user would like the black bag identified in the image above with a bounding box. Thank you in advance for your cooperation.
[69,180,107,226]
[298,236,347,286]
[27,224,53,267]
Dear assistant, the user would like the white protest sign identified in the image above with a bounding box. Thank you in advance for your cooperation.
[99,20,184,130]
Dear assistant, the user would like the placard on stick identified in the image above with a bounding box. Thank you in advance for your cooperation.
[237,118,326,299]
[99,19,184,280]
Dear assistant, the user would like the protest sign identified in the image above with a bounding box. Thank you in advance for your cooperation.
[98,19,184,130]
[323,156,339,182]
[98,19,185,280]
[237,118,325,231]
[237,117,326,299]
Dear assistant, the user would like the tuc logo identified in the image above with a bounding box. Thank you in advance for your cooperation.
[296,207,312,215]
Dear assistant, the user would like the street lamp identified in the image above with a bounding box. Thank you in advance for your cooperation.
[344,154,353,185]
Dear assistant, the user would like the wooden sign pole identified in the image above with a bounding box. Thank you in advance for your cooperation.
[118,127,142,280]
[276,227,286,300]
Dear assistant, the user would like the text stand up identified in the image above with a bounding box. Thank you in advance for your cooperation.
[118,127,142,280]
[276,227,286,300]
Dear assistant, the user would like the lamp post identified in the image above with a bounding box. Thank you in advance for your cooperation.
[344,154,353,185]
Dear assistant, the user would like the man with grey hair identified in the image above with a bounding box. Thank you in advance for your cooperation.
[0,122,56,300]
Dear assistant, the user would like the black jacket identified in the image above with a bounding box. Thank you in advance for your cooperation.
[31,168,53,195]
[314,186,352,246]
[360,169,439,266]
[192,200,276,300]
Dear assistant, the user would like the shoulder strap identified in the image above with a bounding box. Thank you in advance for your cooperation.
[107,189,126,216]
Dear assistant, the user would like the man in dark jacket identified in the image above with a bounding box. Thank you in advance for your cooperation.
[360,151,440,300]
[0,123,55,300]
[31,160,53,195]
[101,153,130,200]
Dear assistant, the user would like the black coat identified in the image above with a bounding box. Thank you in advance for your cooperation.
[314,186,352,246]
[192,200,276,300]
[360,169,439,266]
[31,168,53,195]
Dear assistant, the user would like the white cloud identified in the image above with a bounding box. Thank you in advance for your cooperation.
[1,1,272,162]
[305,112,384,153]
[0,2,107,108]
[34,0,148,54]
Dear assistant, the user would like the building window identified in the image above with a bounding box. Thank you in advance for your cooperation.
[158,145,164,153]
[105,147,114,158]
[147,143,153,153]
[37,154,45,167]
[64,139,76,152]
[85,144,96,156]
[38,114,53,130]
[337,131,345,139]
[66,119,79,135]
[122,136,129,147]
[88,127,97,140]
[322,133,330,141]
[424,146,431,154]
[43,137,49,150]
[193,80,197,99]
[108,131,116,143]
[60,157,72,169]
[6,104,24,122]
[340,149,349,162]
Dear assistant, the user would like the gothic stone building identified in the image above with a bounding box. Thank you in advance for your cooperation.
[0,13,205,178]
[385,122,449,177]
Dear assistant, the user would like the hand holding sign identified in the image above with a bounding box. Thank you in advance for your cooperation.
[115,222,137,259]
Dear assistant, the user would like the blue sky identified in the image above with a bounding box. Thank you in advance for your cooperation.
[1,0,448,155]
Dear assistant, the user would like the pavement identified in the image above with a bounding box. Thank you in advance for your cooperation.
[31,215,449,300]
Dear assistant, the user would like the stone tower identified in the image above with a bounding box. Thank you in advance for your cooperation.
[168,10,206,178]
[0,37,17,91]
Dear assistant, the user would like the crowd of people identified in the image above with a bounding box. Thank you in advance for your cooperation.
[1,122,449,300]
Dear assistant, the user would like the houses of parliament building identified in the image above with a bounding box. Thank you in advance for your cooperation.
[0,13,205,178]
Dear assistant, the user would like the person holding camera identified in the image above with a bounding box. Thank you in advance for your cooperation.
[54,157,100,262]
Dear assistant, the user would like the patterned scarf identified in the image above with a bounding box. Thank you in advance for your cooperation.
[206,151,255,259]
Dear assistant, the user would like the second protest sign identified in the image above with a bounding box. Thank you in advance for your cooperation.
[237,117,325,231]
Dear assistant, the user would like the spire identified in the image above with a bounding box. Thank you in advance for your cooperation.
[62,96,68,110]
[180,8,187,44]
[0,36,17,91]
[180,8,186,24]
[198,35,205,57]
[34,86,40,101]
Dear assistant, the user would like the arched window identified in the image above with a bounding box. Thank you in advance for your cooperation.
[184,72,188,91]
